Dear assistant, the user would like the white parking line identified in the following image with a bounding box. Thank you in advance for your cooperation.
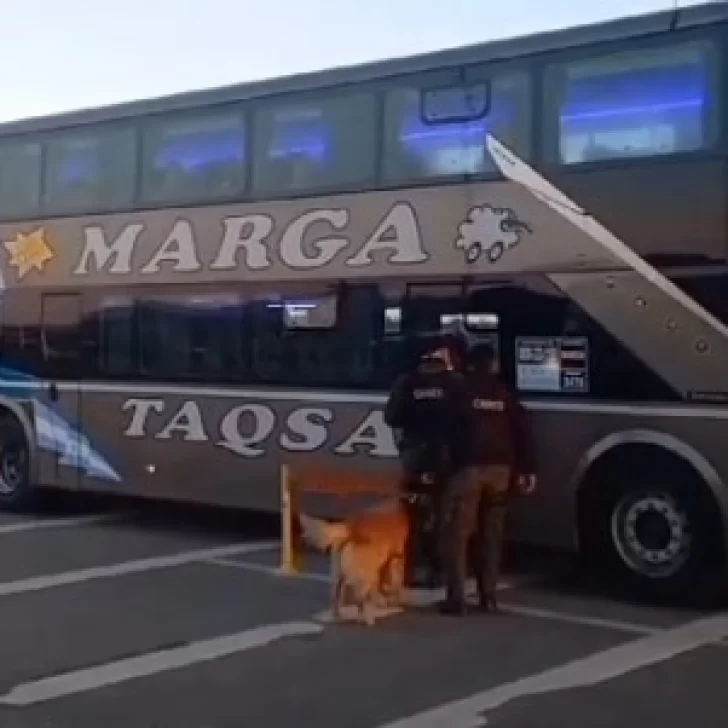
[206,558,664,637]
[500,605,658,636]
[0,512,130,535]
[0,620,324,706]
[0,540,280,598]
[373,612,728,728]
[204,557,548,593]
[207,557,331,583]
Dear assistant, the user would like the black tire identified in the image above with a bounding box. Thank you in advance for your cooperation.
[579,463,724,605]
[0,414,36,512]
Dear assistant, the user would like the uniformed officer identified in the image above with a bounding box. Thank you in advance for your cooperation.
[384,334,470,588]
[440,341,537,615]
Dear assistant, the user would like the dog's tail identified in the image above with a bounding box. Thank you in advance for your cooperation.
[298,514,351,553]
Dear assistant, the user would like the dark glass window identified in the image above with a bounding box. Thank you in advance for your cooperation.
[248,286,401,389]
[44,126,136,211]
[250,290,339,385]
[0,141,41,217]
[383,71,530,181]
[139,299,193,378]
[394,277,677,401]
[141,113,246,202]
[98,296,136,376]
[137,294,247,380]
[252,92,376,193]
[547,42,716,164]
[0,291,42,375]
[184,294,248,380]
[472,280,676,401]
[40,293,81,379]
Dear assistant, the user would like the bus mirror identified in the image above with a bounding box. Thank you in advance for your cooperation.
[420,81,490,125]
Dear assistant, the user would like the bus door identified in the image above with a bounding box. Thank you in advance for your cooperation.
[37,292,83,490]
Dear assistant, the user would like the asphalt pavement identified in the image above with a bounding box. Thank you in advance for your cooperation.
[0,492,724,728]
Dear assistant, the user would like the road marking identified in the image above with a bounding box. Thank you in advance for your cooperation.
[205,557,548,593]
[0,512,130,535]
[209,558,654,636]
[207,557,332,583]
[501,605,658,636]
[373,612,728,728]
[0,620,323,706]
[0,540,279,598]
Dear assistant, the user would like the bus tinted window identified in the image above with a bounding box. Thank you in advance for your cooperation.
[184,294,248,380]
[138,299,194,378]
[252,92,376,193]
[383,72,530,181]
[250,291,340,385]
[548,42,715,164]
[40,293,81,379]
[136,294,247,380]
[98,297,136,376]
[248,286,394,388]
[44,127,136,211]
[400,278,677,401]
[141,113,246,202]
[0,141,41,217]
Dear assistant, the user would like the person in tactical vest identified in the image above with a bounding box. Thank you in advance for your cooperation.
[384,334,470,589]
[440,341,537,615]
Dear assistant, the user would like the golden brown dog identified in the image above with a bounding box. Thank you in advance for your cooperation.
[298,504,409,626]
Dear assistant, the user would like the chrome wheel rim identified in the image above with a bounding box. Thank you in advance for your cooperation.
[610,489,691,579]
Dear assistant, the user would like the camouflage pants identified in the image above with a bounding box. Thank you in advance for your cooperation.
[440,465,511,603]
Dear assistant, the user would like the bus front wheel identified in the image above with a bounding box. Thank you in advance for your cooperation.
[0,414,34,512]
[579,460,724,604]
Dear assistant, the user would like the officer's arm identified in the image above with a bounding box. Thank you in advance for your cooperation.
[506,386,536,475]
[384,375,409,430]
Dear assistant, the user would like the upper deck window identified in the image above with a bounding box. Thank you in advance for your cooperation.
[141,112,246,202]
[0,141,41,218]
[383,70,530,181]
[44,126,136,211]
[252,92,376,194]
[548,42,716,164]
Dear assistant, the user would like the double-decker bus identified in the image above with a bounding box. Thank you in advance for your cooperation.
[0,3,727,599]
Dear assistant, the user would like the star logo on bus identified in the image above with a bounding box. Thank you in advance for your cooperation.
[4,227,54,279]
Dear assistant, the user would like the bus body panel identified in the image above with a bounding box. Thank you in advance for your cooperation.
[548,159,728,264]
[28,383,728,555]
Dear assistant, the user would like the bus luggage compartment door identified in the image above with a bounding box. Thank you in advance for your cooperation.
[36,293,83,490]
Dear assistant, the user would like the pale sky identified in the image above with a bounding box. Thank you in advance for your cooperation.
[0,0,712,123]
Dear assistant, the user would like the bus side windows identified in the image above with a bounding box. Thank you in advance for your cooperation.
[43,126,136,213]
[141,112,247,204]
[250,292,341,386]
[134,295,248,382]
[247,286,394,389]
[252,92,377,195]
[40,294,82,380]
[97,298,136,377]
[545,41,717,165]
[383,69,531,182]
[94,285,402,389]
[0,141,41,219]
[185,295,248,381]
[96,294,248,382]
